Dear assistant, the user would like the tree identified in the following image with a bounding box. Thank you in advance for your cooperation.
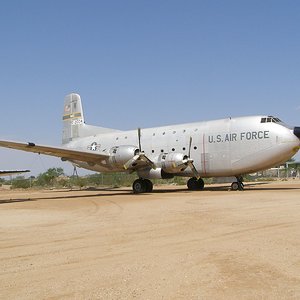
[34,168,64,187]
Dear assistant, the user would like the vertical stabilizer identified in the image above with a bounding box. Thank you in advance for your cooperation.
[62,93,85,144]
[62,93,121,145]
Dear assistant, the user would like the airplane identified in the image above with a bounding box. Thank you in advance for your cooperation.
[0,93,299,193]
[0,170,30,177]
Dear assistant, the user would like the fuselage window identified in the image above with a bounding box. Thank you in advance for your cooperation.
[172,148,175,151]
[153,133,155,136]
[173,131,176,134]
[152,150,155,153]
[183,147,186,151]
[194,146,197,150]
[161,149,164,153]
[272,117,281,123]
[261,116,282,123]
[162,132,165,135]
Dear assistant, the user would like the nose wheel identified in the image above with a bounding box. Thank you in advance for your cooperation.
[231,176,244,191]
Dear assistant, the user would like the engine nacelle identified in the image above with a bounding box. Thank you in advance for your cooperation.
[159,152,188,173]
[108,145,139,168]
[137,168,174,179]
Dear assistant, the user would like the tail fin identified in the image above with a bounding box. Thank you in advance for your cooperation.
[62,93,120,144]
[62,93,84,144]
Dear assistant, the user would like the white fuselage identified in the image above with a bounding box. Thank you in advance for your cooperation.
[66,115,300,178]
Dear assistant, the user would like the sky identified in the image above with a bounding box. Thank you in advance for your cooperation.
[1,0,300,176]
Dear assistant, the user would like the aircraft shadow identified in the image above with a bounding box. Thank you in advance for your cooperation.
[245,186,300,191]
[206,182,300,191]
[0,187,192,204]
[1,183,299,204]
[0,198,36,204]
[0,192,131,204]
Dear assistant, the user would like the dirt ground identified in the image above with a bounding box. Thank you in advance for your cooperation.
[0,180,300,299]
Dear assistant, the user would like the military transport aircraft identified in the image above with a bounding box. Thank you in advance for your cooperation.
[0,93,299,193]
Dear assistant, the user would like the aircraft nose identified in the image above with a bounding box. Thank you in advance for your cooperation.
[294,127,300,139]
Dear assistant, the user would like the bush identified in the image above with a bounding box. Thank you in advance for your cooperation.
[11,176,31,189]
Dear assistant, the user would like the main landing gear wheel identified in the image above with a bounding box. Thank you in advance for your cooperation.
[231,176,244,191]
[132,178,153,193]
[144,179,153,192]
[187,177,205,190]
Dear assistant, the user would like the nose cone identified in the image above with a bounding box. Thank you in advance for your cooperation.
[294,127,300,139]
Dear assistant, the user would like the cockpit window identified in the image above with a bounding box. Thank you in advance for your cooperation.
[260,116,282,123]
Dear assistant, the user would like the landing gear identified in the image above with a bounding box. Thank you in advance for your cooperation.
[132,178,153,193]
[144,179,153,192]
[231,176,244,191]
[187,177,205,190]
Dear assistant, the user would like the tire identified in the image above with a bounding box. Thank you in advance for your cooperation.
[197,178,205,190]
[187,177,198,190]
[231,182,239,191]
[132,179,146,193]
[187,177,205,190]
[144,179,153,192]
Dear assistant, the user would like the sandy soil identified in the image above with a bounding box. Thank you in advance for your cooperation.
[0,181,300,299]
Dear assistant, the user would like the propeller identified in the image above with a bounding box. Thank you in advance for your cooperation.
[123,128,156,170]
[183,136,200,178]
[138,127,142,151]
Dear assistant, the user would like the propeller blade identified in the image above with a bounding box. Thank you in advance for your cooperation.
[139,152,156,169]
[176,158,199,177]
[124,152,156,170]
[188,136,192,158]
[123,154,140,170]
[177,157,192,170]
[134,127,156,169]
[138,127,142,151]
[187,160,200,179]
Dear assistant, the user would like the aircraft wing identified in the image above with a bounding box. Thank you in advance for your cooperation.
[0,170,30,177]
[0,140,110,164]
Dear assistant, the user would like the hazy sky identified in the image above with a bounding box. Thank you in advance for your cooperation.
[1,1,300,175]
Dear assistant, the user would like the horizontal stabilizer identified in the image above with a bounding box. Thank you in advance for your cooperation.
[0,170,30,177]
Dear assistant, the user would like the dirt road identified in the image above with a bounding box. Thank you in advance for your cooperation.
[0,181,300,299]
